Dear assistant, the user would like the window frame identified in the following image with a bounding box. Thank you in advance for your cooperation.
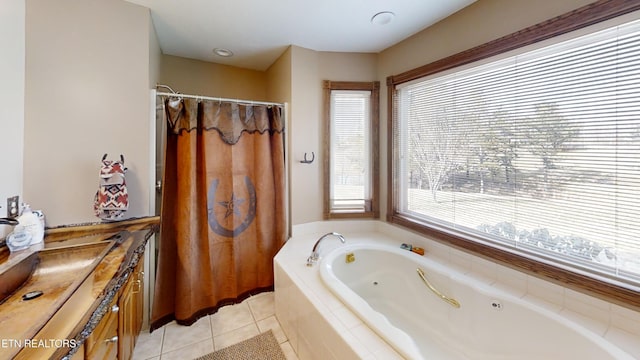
[386,0,640,309]
[323,80,380,219]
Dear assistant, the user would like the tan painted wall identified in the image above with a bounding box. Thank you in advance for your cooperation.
[24,0,153,226]
[0,0,25,238]
[265,47,293,230]
[289,46,321,225]
[159,55,268,100]
[318,52,378,81]
[149,15,162,217]
[149,19,162,90]
[266,47,292,105]
[289,47,378,225]
[376,0,595,219]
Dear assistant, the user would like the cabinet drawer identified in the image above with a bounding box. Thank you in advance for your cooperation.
[86,312,117,360]
[86,296,119,358]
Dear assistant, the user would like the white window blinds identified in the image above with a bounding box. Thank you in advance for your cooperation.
[330,90,372,212]
[396,18,640,282]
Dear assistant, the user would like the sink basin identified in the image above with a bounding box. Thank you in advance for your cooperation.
[0,251,39,303]
[0,239,116,359]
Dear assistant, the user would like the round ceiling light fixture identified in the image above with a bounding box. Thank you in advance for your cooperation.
[213,48,234,57]
[371,11,395,25]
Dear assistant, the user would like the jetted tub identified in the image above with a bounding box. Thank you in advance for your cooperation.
[319,243,635,360]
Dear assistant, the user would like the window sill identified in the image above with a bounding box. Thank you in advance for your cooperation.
[324,211,377,220]
[388,212,640,312]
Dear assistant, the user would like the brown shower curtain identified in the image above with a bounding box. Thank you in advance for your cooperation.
[151,97,286,330]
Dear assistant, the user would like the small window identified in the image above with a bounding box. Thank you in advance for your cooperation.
[323,81,379,219]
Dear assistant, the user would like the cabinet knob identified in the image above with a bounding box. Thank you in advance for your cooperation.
[105,336,118,343]
[111,304,120,313]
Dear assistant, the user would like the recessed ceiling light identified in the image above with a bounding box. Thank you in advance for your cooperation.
[213,48,234,57]
[371,11,395,25]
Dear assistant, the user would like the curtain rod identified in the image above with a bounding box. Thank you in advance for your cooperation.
[155,90,284,107]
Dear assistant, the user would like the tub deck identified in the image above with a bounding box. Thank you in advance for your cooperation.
[274,220,640,360]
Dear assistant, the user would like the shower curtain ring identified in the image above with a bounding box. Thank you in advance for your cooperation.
[300,152,315,164]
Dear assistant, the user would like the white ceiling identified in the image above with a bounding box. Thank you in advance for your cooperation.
[125,0,476,71]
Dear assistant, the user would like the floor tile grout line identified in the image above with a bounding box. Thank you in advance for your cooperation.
[141,292,286,359]
[208,312,216,351]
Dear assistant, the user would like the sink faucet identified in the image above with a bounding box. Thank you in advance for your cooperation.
[306,232,346,266]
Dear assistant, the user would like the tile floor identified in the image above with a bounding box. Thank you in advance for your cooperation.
[132,292,298,360]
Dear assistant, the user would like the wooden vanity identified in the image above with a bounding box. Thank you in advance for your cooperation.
[0,217,158,360]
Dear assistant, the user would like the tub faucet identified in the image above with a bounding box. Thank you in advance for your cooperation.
[306,232,346,267]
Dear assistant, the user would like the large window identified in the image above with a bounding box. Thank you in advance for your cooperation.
[389,2,640,306]
[324,81,379,219]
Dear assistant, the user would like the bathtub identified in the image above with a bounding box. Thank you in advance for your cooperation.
[319,243,635,360]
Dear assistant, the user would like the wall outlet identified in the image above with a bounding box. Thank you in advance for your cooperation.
[6,196,19,219]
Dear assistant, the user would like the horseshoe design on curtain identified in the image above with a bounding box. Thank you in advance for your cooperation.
[207,176,257,238]
[151,97,286,330]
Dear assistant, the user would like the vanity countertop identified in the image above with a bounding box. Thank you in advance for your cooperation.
[0,216,159,360]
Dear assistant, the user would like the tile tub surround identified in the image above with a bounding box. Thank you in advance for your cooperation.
[274,220,640,359]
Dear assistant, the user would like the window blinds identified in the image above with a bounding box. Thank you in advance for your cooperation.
[396,19,640,281]
[330,90,372,212]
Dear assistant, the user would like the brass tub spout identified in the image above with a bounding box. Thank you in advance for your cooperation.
[416,268,461,308]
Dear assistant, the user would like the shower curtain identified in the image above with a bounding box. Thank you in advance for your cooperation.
[151,97,286,330]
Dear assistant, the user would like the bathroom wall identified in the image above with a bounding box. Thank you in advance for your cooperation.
[265,47,293,231]
[159,55,268,100]
[266,47,292,106]
[0,0,25,238]
[289,47,378,225]
[24,0,154,226]
[150,12,162,215]
[376,0,596,219]
[289,46,322,225]
[149,18,162,90]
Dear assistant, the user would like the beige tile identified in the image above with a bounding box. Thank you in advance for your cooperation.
[469,256,498,285]
[350,323,388,355]
[280,341,299,360]
[150,292,292,360]
[494,266,527,297]
[210,302,255,336]
[132,328,164,360]
[247,292,275,320]
[332,305,363,329]
[372,344,405,360]
[256,316,287,344]
[611,303,640,336]
[605,326,640,359]
[527,275,564,307]
[161,317,212,353]
[564,288,611,325]
[213,323,259,350]
[560,308,608,337]
[159,338,213,360]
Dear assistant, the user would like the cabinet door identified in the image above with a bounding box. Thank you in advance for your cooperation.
[118,256,144,360]
[133,257,144,340]
[118,274,134,360]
